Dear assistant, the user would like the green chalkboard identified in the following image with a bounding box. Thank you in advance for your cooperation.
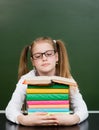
[0,0,99,110]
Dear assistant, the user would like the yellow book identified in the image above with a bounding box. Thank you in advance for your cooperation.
[26,88,69,94]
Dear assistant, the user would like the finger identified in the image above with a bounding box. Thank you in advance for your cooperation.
[42,120,59,125]
[42,123,58,126]
[43,115,57,120]
[49,114,55,116]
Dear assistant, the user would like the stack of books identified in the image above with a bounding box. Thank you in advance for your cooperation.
[23,76,76,115]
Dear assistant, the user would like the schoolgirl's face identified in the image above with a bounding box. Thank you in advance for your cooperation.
[31,41,58,76]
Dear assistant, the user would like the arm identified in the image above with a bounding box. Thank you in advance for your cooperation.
[70,86,89,123]
[5,78,27,124]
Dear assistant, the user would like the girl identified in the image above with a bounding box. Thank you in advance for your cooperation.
[5,37,88,126]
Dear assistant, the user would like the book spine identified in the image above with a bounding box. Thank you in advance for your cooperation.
[28,84,69,89]
[28,112,70,114]
[27,108,70,112]
[27,100,69,105]
[27,104,69,108]
[26,88,69,94]
[26,94,69,101]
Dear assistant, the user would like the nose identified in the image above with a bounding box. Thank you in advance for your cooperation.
[42,53,47,60]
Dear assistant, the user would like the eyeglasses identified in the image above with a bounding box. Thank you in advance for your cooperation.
[32,50,56,60]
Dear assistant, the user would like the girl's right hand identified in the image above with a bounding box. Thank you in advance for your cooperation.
[17,112,59,126]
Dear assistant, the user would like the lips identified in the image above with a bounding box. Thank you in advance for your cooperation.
[41,63,50,67]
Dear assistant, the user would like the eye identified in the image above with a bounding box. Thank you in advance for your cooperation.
[33,53,41,59]
[46,51,53,56]
[46,50,55,57]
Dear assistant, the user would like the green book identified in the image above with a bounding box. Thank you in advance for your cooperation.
[26,94,69,101]
[28,83,69,89]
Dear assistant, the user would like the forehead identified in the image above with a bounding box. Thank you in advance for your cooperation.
[32,42,54,53]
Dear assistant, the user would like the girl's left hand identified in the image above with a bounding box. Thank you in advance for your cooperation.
[49,113,80,126]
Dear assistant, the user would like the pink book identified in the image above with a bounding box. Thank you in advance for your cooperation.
[27,100,69,105]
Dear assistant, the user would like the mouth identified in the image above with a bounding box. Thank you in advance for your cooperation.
[41,63,50,67]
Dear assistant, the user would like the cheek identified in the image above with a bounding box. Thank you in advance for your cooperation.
[51,55,58,64]
[49,57,57,65]
[33,60,41,67]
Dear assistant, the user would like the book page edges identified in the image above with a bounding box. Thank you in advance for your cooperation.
[23,79,77,86]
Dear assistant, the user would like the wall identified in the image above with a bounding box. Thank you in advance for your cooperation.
[0,0,99,110]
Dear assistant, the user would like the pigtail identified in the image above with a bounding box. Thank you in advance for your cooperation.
[18,45,30,80]
[56,40,71,78]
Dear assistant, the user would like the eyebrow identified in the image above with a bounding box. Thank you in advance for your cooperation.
[33,50,54,55]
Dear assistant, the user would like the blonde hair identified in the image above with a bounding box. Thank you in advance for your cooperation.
[18,36,71,80]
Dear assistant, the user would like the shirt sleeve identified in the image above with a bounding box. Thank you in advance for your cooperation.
[70,86,89,123]
[5,78,27,124]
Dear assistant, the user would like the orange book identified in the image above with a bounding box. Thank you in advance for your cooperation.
[28,104,69,109]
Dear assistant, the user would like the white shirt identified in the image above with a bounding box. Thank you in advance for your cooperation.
[5,70,88,124]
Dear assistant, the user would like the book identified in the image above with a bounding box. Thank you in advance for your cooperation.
[28,112,69,114]
[27,108,70,112]
[27,100,70,105]
[26,88,69,94]
[27,104,69,109]
[26,94,69,101]
[28,84,69,89]
[23,76,77,86]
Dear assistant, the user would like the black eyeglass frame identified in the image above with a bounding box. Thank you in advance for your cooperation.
[31,50,56,60]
